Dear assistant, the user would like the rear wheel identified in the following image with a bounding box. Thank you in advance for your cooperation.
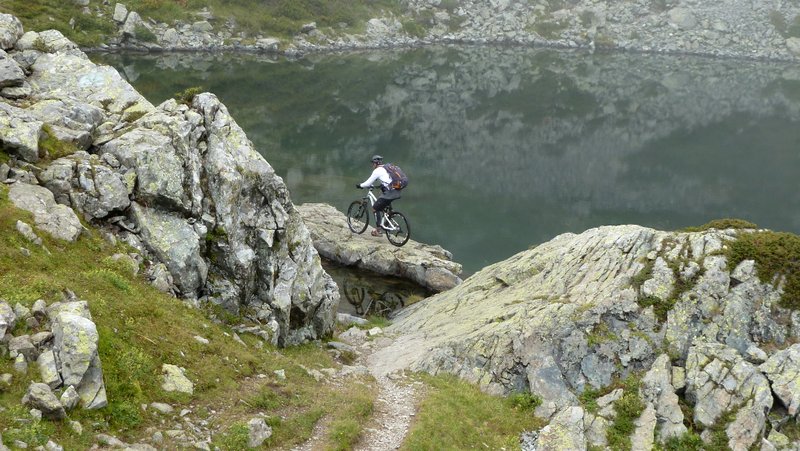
[347,200,369,234]
[385,211,410,247]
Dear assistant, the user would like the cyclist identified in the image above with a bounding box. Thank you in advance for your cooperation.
[356,154,401,236]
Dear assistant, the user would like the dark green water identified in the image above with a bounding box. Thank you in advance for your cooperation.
[92,47,800,275]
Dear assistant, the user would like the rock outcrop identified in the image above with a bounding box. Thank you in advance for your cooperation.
[0,15,337,346]
[90,1,800,62]
[297,202,462,292]
[370,224,800,448]
[3,296,108,412]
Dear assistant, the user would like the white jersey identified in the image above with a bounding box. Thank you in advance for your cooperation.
[359,166,392,189]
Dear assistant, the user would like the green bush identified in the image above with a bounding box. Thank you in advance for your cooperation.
[39,125,79,160]
[606,376,644,451]
[681,218,758,232]
[174,86,204,105]
[532,20,568,39]
[134,24,158,42]
[508,392,542,411]
[402,20,426,38]
[726,231,800,309]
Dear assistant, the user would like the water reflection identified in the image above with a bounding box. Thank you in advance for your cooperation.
[92,47,800,274]
[321,261,430,317]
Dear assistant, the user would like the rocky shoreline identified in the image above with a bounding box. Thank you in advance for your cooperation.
[86,0,800,62]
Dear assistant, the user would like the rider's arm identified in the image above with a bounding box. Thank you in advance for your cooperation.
[359,168,383,188]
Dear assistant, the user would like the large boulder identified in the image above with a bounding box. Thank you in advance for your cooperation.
[685,342,772,450]
[8,183,83,242]
[297,202,462,292]
[760,343,800,417]
[27,98,105,151]
[371,225,664,404]
[100,119,196,212]
[50,303,107,409]
[22,382,65,420]
[0,49,25,88]
[38,152,132,219]
[28,51,153,118]
[0,102,42,163]
[0,300,15,340]
[535,406,587,450]
[130,202,207,295]
[640,354,686,442]
[369,225,792,423]
[0,13,23,50]
[2,13,337,346]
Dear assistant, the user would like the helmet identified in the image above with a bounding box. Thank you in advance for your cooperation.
[371,154,383,164]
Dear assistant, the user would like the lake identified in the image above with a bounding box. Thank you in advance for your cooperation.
[92,46,800,275]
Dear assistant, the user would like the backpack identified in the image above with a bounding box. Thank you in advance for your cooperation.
[383,163,409,190]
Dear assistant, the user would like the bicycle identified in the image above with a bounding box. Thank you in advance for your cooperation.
[347,186,411,247]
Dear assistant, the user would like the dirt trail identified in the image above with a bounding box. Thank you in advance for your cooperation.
[294,332,421,451]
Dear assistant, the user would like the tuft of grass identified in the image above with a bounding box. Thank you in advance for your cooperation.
[630,259,655,290]
[532,20,568,39]
[213,422,250,449]
[587,322,618,347]
[662,431,704,450]
[327,388,374,450]
[606,375,644,451]
[39,124,79,160]
[507,392,542,411]
[402,373,545,450]
[780,419,800,441]
[402,19,427,38]
[32,36,52,53]
[638,295,674,323]
[579,385,603,414]
[680,218,758,232]
[174,86,204,105]
[725,231,800,309]
[134,25,158,43]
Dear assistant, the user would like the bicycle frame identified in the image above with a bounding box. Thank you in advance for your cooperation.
[362,187,398,232]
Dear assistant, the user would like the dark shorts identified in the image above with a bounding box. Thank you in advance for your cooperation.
[373,189,401,212]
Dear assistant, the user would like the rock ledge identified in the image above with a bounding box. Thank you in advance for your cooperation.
[297,203,462,292]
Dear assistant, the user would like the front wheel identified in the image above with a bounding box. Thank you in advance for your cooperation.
[347,200,369,234]
[385,211,410,247]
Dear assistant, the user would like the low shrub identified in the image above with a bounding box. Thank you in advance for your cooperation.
[680,218,758,232]
[174,86,204,105]
[726,230,800,309]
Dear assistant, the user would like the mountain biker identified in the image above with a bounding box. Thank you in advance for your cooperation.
[356,154,401,236]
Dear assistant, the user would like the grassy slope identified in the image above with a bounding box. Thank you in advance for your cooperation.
[0,154,543,449]
[0,0,405,46]
[0,178,377,449]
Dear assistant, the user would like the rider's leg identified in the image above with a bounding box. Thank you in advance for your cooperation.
[372,198,390,234]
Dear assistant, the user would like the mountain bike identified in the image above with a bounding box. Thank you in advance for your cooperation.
[347,186,410,247]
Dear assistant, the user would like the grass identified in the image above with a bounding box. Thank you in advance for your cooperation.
[0,0,408,46]
[401,373,545,450]
[174,86,204,105]
[0,181,379,449]
[630,259,655,291]
[39,125,79,161]
[770,11,800,39]
[606,375,644,451]
[725,230,800,309]
[680,218,758,232]
[531,20,568,40]
[0,0,116,47]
